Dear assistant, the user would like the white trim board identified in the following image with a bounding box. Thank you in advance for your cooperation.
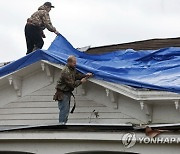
[44,60,180,101]
[0,60,179,101]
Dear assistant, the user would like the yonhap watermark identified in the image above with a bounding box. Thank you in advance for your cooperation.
[122,133,136,148]
[122,132,180,148]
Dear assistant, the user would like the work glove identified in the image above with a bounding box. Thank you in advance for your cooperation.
[55,30,60,35]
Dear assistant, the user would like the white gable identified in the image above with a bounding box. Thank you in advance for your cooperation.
[0,60,180,129]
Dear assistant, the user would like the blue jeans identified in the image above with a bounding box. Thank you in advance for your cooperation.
[58,92,71,123]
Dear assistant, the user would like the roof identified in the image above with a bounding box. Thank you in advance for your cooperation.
[0,34,179,93]
[0,60,179,128]
[87,37,180,54]
[0,123,133,132]
[0,62,10,68]
[48,60,180,100]
[0,123,180,133]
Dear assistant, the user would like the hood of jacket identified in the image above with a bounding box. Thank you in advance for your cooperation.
[38,5,49,12]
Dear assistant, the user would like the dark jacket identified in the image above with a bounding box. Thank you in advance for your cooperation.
[53,65,86,101]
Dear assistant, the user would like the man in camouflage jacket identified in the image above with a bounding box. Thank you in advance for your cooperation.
[54,56,93,124]
[25,2,59,54]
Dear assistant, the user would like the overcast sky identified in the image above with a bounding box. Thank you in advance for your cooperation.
[1,0,180,62]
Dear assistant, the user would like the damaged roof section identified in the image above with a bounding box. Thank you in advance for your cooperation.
[87,37,180,54]
[0,35,179,93]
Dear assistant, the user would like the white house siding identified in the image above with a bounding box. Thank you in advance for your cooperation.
[0,131,179,154]
[0,82,142,127]
[1,139,180,154]
[0,62,180,128]
[0,62,53,108]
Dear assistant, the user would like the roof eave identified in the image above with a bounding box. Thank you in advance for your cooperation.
[0,60,179,101]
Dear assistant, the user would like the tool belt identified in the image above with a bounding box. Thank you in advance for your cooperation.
[53,89,76,113]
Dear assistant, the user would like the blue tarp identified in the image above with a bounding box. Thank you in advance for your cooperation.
[0,34,180,93]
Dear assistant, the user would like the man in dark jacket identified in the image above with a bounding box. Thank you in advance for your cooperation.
[25,2,59,54]
[54,56,93,124]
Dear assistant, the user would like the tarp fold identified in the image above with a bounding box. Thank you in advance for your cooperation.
[0,34,179,93]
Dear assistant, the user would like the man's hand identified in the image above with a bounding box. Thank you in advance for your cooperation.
[55,30,60,35]
[42,33,46,38]
[86,73,93,78]
[81,77,87,83]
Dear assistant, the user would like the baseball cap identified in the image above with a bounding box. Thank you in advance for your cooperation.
[44,2,55,8]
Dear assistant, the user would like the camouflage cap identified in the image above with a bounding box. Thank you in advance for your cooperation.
[44,2,55,8]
